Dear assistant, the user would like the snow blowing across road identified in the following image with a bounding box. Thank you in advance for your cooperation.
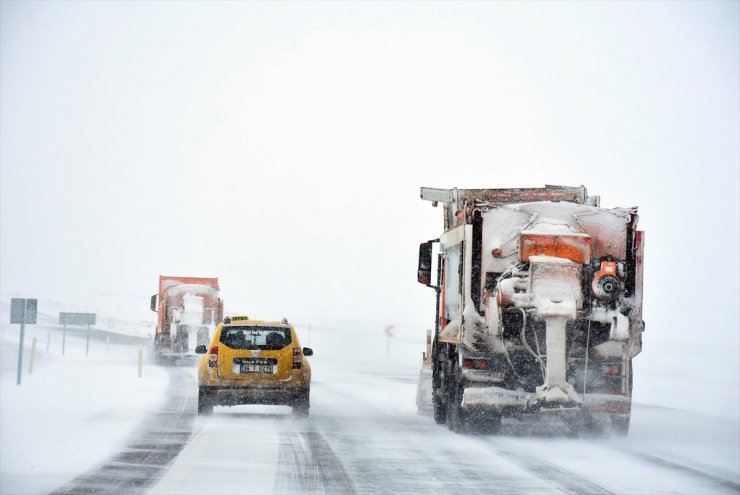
[0,301,738,495]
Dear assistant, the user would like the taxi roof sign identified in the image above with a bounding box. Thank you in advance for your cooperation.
[224,315,250,324]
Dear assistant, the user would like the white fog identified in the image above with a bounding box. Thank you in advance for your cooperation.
[1,2,738,494]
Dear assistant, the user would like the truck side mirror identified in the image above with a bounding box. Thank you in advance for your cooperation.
[194,345,207,354]
[303,347,313,356]
[150,294,158,312]
[417,241,434,286]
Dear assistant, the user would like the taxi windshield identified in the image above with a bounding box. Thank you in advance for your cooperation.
[220,326,292,350]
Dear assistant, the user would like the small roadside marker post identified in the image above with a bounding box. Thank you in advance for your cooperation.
[62,321,67,355]
[137,346,143,378]
[86,314,91,356]
[384,325,395,363]
[29,337,37,374]
[46,329,51,353]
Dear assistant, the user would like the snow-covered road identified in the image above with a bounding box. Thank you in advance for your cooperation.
[142,365,738,495]
[1,312,738,495]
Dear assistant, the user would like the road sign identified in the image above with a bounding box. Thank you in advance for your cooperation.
[59,312,96,326]
[11,298,37,324]
[11,298,37,385]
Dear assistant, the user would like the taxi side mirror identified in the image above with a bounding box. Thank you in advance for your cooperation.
[194,345,207,354]
[302,347,313,356]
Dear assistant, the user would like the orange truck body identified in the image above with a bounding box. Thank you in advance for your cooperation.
[151,275,223,364]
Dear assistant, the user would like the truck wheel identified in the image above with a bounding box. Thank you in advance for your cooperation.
[432,352,447,424]
[198,387,213,415]
[433,395,447,424]
[292,390,310,417]
[446,361,469,433]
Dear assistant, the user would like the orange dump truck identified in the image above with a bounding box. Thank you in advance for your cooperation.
[417,186,644,435]
[150,276,224,365]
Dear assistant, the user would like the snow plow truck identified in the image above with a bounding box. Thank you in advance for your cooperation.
[416,185,644,435]
[150,276,223,365]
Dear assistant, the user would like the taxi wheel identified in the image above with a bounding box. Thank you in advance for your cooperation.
[198,387,213,415]
[292,390,310,417]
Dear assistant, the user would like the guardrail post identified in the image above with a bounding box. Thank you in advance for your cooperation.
[29,337,37,374]
[137,346,143,378]
[85,318,91,356]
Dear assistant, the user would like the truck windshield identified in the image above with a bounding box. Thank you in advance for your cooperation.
[220,326,292,350]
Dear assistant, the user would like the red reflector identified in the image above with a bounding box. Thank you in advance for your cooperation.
[462,358,489,370]
[605,365,622,376]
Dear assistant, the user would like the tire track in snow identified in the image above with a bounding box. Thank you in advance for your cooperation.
[49,367,195,495]
[314,379,562,494]
[275,430,357,494]
[615,449,740,493]
[487,442,615,495]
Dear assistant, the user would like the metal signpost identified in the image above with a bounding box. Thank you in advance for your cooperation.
[11,298,38,385]
[59,312,96,356]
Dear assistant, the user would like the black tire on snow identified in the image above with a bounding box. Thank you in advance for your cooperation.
[198,387,214,415]
[445,360,469,433]
[432,352,447,424]
[433,396,447,424]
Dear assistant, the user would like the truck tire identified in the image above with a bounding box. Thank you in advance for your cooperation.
[445,359,469,433]
[432,354,447,424]
[198,387,213,415]
[433,396,447,424]
[292,390,310,417]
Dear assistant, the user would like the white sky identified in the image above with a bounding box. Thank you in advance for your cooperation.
[1,2,738,347]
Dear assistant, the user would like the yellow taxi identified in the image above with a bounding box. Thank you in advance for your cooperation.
[195,316,313,416]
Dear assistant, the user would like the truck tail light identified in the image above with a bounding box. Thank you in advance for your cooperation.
[462,358,490,370]
[208,346,218,367]
[292,348,302,369]
[604,365,622,376]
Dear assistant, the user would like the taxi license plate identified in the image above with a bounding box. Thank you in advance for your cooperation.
[239,364,274,373]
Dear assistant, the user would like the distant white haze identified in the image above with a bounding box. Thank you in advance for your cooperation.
[1,1,737,416]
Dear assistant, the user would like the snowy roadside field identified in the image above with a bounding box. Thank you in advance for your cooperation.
[0,316,169,495]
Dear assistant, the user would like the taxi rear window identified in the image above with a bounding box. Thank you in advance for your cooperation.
[220,326,292,350]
